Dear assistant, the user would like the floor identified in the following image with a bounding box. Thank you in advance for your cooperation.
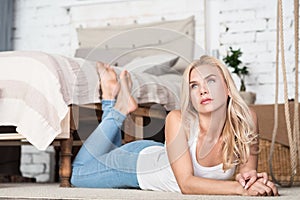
[0,183,299,200]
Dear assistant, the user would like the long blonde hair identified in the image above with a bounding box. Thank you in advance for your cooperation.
[181,55,257,170]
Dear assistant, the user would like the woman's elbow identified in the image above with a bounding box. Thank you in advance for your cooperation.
[177,178,194,194]
[179,185,194,195]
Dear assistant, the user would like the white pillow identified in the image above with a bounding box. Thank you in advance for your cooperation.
[122,54,179,75]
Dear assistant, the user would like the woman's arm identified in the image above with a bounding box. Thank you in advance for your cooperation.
[233,109,278,196]
[236,108,270,189]
[165,110,246,195]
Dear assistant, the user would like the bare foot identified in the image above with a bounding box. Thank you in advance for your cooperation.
[114,70,138,115]
[96,62,119,99]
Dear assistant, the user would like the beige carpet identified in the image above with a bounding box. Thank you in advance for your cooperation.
[0,183,299,199]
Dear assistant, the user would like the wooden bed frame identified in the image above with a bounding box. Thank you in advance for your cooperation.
[0,103,166,187]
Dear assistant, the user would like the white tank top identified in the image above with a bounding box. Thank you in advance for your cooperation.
[136,120,236,192]
[136,145,181,192]
[188,119,236,179]
[188,133,236,179]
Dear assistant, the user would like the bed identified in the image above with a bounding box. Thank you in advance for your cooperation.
[0,16,196,187]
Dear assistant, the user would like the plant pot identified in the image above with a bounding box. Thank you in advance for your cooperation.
[239,91,256,105]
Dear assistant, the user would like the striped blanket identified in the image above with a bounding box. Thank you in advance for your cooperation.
[0,51,180,150]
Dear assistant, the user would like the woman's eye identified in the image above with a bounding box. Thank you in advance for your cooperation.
[207,79,215,84]
[190,84,198,89]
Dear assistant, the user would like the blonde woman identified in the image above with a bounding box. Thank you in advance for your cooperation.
[165,55,277,195]
[71,57,278,196]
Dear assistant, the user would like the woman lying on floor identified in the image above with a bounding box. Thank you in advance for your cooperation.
[71,55,278,196]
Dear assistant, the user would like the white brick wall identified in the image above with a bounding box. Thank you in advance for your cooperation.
[218,0,299,104]
[20,145,55,182]
[12,0,299,182]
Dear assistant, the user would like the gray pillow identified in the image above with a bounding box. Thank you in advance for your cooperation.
[122,54,179,76]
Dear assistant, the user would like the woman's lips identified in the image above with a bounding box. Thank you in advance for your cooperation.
[201,98,212,104]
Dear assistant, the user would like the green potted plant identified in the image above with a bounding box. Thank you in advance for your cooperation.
[223,47,256,104]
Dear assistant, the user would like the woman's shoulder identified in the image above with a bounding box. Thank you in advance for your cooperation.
[165,110,186,141]
[166,110,182,122]
[165,110,182,131]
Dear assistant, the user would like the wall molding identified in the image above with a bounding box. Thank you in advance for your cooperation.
[61,0,150,8]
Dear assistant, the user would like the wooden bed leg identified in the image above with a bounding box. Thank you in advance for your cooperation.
[59,105,79,187]
[123,114,144,143]
[59,133,73,187]
[134,115,143,139]
[123,114,136,143]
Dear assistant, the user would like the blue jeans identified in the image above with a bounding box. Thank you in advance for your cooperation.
[71,100,163,188]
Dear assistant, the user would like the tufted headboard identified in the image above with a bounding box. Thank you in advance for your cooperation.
[74,16,195,74]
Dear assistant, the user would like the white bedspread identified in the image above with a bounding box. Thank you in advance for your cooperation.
[0,51,181,150]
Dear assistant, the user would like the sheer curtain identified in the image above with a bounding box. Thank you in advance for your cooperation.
[0,0,14,51]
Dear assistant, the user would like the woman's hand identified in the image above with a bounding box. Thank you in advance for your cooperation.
[246,177,279,196]
[235,170,268,189]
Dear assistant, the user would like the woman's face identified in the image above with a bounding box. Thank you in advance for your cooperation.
[189,64,229,114]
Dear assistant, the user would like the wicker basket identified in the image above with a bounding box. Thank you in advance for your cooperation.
[258,139,300,186]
